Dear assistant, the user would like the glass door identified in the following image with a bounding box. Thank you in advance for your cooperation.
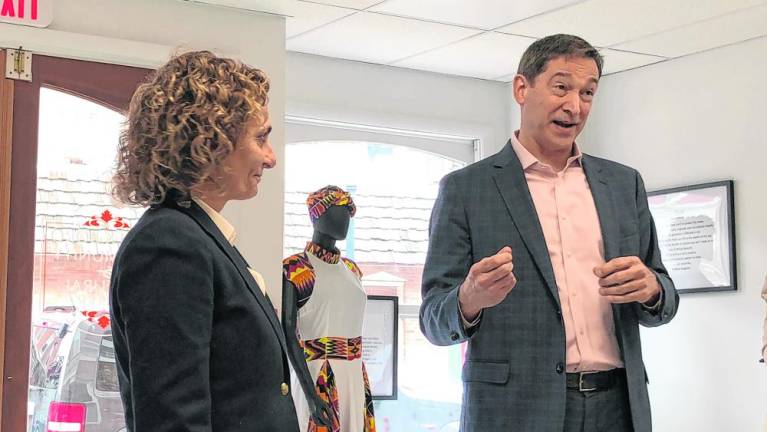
[1,52,150,432]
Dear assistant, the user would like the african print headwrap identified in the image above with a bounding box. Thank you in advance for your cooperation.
[306,185,356,224]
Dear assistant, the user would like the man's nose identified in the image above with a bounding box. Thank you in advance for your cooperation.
[562,92,582,116]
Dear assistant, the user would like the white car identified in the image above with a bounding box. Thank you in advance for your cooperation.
[27,307,125,432]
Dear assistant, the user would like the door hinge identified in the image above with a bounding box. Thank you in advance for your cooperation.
[5,47,32,82]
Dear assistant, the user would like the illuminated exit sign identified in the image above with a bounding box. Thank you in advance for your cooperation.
[0,0,53,28]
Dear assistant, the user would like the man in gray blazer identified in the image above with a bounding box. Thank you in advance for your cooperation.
[420,34,679,432]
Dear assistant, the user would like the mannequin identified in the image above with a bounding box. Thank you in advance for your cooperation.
[282,186,376,432]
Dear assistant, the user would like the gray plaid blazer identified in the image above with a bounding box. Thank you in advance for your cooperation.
[420,141,679,432]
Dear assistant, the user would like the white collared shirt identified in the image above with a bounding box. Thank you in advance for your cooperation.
[194,198,267,295]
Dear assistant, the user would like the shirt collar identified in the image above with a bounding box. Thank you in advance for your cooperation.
[510,131,583,172]
[193,198,237,246]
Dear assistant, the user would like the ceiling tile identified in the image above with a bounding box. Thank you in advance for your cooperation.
[393,32,535,80]
[185,0,357,38]
[369,0,583,30]
[302,0,384,9]
[286,12,481,64]
[283,2,357,37]
[183,0,291,15]
[599,49,666,75]
[612,4,767,57]
[498,0,765,47]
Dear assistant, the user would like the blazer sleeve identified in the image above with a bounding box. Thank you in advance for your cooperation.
[633,171,680,327]
[112,224,215,432]
[419,174,478,346]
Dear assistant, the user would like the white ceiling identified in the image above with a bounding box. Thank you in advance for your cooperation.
[184,0,767,81]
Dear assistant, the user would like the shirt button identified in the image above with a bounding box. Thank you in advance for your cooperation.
[556,363,565,374]
[281,383,289,396]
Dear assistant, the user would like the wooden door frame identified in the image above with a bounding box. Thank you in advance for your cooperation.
[0,49,14,431]
[1,52,150,431]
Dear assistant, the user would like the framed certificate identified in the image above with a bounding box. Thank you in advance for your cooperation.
[647,180,736,293]
[362,295,398,400]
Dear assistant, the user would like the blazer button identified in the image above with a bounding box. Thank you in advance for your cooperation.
[556,363,564,374]
[449,331,460,341]
[280,383,289,396]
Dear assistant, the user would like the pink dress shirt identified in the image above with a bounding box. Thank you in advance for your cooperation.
[510,134,623,372]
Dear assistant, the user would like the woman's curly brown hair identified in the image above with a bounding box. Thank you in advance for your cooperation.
[113,50,270,207]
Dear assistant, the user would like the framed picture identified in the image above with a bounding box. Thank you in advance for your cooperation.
[647,180,736,293]
[362,295,398,400]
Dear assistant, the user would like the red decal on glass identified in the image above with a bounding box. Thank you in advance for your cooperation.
[100,210,113,224]
[81,310,112,329]
[97,315,110,329]
[113,217,130,229]
[83,209,131,230]
[84,216,100,227]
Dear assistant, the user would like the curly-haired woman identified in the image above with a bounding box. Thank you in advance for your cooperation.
[109,51,299,432]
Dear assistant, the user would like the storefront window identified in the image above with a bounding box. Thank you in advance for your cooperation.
[285,139,471,432]
[27,88,142,432]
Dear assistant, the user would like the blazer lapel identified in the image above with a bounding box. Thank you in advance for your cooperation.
[582,155,626,337]
[492,142,560,308]
[177,202,288,352]
[582,155,620,262]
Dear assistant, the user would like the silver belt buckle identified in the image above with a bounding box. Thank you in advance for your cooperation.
[579,371,598,392]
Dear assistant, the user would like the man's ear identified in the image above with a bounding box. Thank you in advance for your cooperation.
[512,74,530,105]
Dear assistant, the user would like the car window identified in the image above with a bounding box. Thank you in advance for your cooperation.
[96,336,119,392]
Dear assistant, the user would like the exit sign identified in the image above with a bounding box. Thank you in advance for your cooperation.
[0,0,53,28]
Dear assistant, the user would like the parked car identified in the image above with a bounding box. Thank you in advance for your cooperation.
[28,308,125,432]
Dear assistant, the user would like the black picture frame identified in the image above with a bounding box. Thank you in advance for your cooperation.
[362,295,398,400]
[647,180,736,294]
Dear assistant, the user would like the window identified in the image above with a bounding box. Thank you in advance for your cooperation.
[285,118,475,432]
[27,87,142,432]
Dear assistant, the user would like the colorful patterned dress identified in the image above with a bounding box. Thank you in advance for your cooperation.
[283,242,376,432]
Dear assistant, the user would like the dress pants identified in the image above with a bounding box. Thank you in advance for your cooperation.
[563,374,634,432]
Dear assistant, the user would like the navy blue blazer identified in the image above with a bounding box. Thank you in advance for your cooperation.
[110,201,299,432]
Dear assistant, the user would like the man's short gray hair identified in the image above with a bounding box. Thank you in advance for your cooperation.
[517,34,603,83]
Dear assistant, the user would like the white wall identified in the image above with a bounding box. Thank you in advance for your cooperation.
[0,0,287,297]
[286,52,512,158]
[581,36,767,432]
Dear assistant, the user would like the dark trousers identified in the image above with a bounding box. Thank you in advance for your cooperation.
[563,374,634,432]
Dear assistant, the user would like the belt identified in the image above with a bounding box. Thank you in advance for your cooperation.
[302,336,362,361]
[565,368,624,392]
